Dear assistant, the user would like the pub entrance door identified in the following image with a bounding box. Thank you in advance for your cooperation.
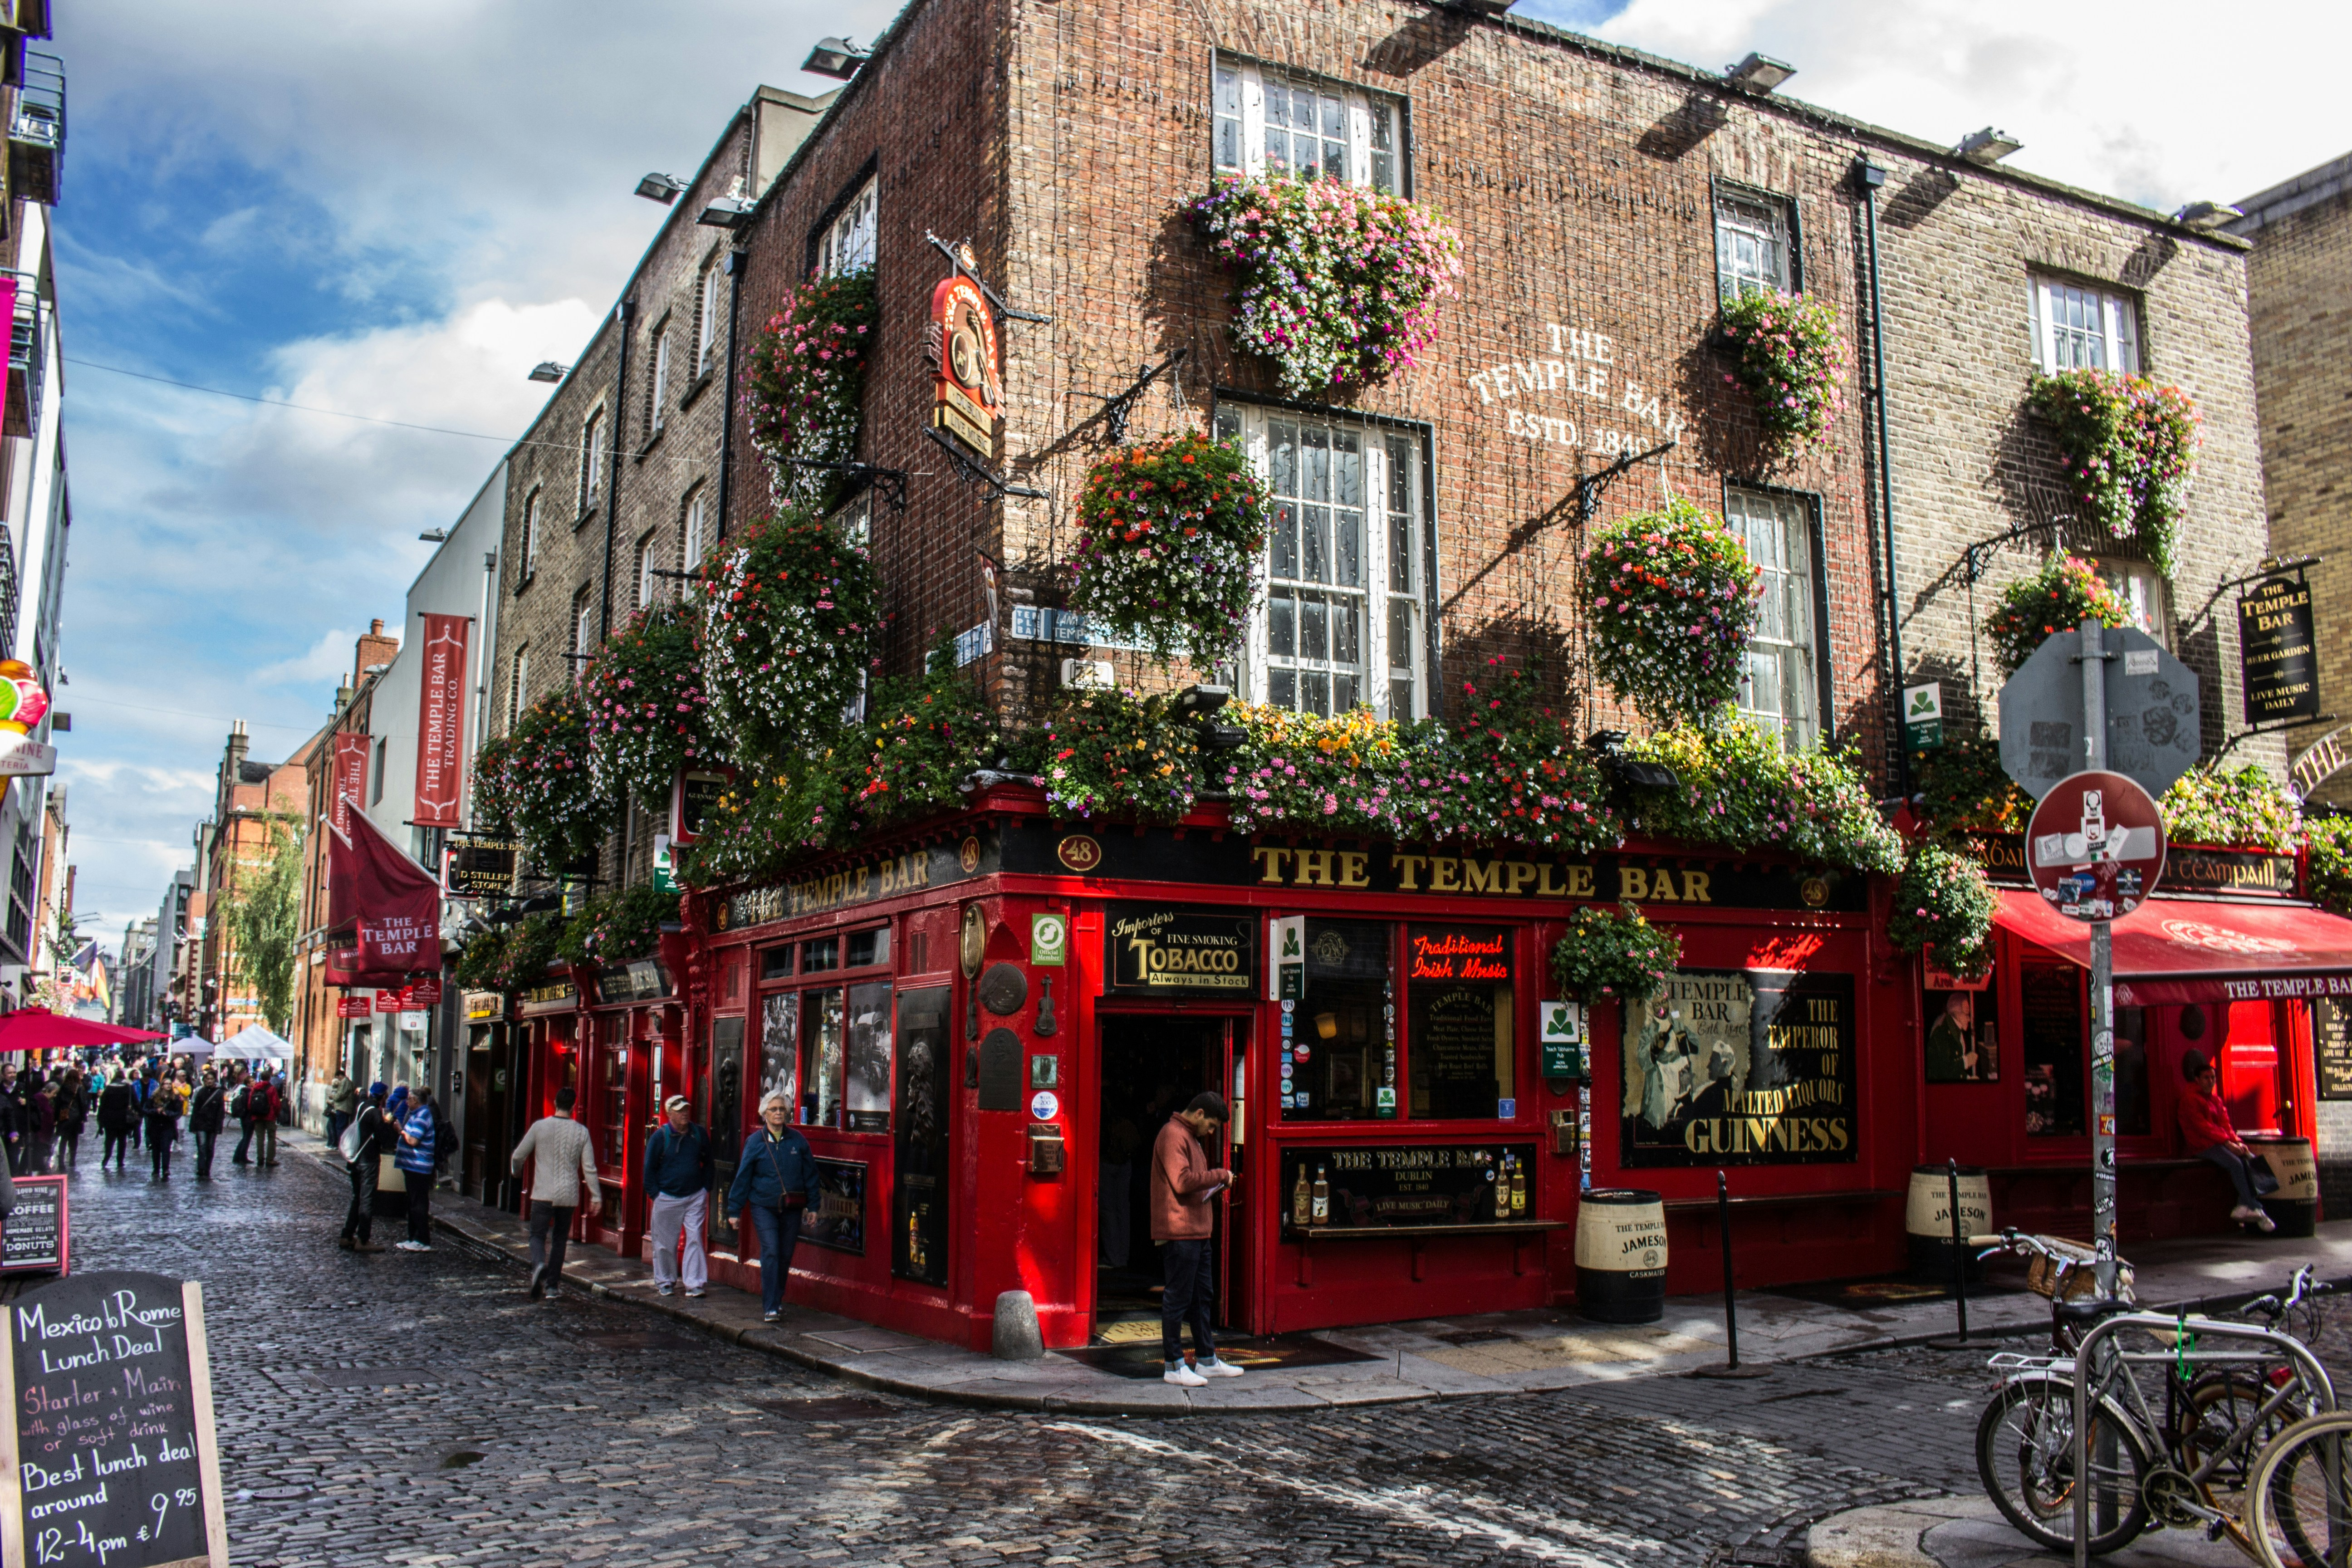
[1092,1012,1250,1343]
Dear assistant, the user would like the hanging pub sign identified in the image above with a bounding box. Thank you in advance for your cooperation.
[1621,970,1857,1166]
[2239,572,2322,725]
[926,273,1002,460]
[1105,906,1254,995]
[445,833,518,899]
[670,766,734,846]
[337,995,374,1019]
[411,613,470,828]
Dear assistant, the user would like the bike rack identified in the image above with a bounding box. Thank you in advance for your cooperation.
[2067,1313,2338,1568]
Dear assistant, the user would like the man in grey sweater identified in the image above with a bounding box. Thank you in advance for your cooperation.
[510,1087,601,1300]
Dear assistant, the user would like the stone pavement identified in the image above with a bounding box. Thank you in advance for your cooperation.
[1808,1496,2243,1567]
[339,1130,2352,1415]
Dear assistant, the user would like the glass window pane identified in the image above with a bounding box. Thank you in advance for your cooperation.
[761,945,794,981]
[845,980,893,1132]
[1215,407,1241,443]
[1272,503,1299,579]
[1391,676,1415,718]
[802,937,839,973]
[1407,926,1515,1119]
[1300,596,1328,661]
[1331,597,1361,666]
[1324,139,1347,184]
[1215,117,1239,170]
[1334,508,1362,588]
[1321,94,1344,139]
[846,927,890,969]
[1333,672,1357,710]
[760,991,800,1114]
[1303,426,1330,501]
[1265,122,1288,172]
[1281,920,1392,1122]
[1302,505,1330,584]
[802,989,845,1127]
[1335,436,1362,508]
[1270,668,1297,709]
[1215,65,1239,116]
[1270,421,1296,497]
[1268,592,1296,657]
[1301,671,1331,715]
[1388,598,1414,669]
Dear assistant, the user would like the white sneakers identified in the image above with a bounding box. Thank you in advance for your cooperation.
[396,1240,433,1252]
[1163,1356,1245,1386]
[2232,1205,2279,1233]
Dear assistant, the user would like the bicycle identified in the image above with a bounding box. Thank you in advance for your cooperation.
[1970,1230,2337,1564]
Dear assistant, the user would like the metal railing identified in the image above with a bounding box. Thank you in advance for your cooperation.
[10,50,61,151]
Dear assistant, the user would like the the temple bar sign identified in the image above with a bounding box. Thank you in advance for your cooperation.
[2240,574,2321,725]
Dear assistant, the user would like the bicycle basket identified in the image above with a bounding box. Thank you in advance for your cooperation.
[2025,1237,2136,1302]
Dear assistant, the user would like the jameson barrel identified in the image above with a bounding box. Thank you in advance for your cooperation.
[1575,1188,1667,1324]
[2256,1138,2319,1238]
[1906,1164,1991,1283]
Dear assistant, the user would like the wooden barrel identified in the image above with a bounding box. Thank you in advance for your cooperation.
[2256,1139,2319,1238]
[1575,1189,1667,1324]
[1906,1165,1991,1283]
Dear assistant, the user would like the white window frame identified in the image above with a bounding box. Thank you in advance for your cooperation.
[1216,403,1425,720]
[1725,485,1824,752]
[579,407,606,516]
[519,489,541,581]
[681,487,708,577]
[696,263,725,377]
[1715,189,1793,301]
[817,177,877,277]
[508,647,529,731]
[572,592,594,683]
[1212,59,1401,194]
[634,534,657,611]
[829,488,872,550]
[648,321,670,435]
[2096,556,2167,642]
[2029,276,2141,375]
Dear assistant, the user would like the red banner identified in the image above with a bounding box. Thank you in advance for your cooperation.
[413,613,470,828]
[337,995,373,1019]
[328,809,443,973]
[371,977,444,1013]
[331,732,369,837]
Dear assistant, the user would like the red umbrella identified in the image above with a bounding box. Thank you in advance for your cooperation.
[0,1008,170,1053]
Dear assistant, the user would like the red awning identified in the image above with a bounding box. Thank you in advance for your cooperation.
[1992,889,2352,1005]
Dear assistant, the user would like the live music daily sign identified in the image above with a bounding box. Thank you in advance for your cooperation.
[0,1271,227,1568]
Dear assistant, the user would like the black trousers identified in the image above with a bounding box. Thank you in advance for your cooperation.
[406,1176,432,1244]
[528,1202,574,1284]
[55,1129,78,1167]
[342,1155,379,1241]
[232,1119,257,1162]
[192,1130,218,1179]
[148,1125,175,1179]
[1160,1237,1218,1363]
[103,1128,130,1168]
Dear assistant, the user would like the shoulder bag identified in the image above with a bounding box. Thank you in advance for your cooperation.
[762,1134,808,1213]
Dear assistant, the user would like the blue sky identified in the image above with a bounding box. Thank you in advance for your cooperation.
[49,0,2352,941]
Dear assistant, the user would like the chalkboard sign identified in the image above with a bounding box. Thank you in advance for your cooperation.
[0,1174,68,1274]
[0,1270,227,1568]
[2318,1000,2352,1101]
[1279,1143,1537,1231]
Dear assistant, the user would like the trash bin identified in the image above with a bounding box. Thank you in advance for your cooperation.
[1906,1163,1990,1283]
[1575,1188,1667,1324]
[2255,1138,2318,1238]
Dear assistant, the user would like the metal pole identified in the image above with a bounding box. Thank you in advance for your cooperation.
[1946,1157,1969,1343]
[1718,1169,1739,1369]
[2081,617,2118,1296]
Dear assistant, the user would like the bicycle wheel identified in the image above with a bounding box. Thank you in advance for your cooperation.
[2182,1370,2298,1505]
[1978,1375,2155,1555]
[2248,1411,2352,1568]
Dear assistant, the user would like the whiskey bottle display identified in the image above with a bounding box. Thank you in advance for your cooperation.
[1311,1163,1330,1225]
[1494,1154,1512,1219]
[1291,1165,1311,1228]
[1509,1153,1528,1217]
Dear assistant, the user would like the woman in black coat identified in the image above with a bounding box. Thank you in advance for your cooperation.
[96,1070,136,1172]
[143,1078,183,1182]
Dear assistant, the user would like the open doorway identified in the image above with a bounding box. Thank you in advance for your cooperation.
[1095,1014,1234,1338]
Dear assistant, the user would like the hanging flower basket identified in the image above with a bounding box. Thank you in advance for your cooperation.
[1550,903,1682,1005]
[582,602,715,809]
[1624,720,1905,875]
[494,688,614,874]
[841,647,1003,826]
[1888,842,1997,980]
[745,266,877,512]
[1718,289,1852,460]
[1042,689,1205,823]
[2308,817,2352,917]
[557,883,680,968]
[2160,764,2299,851]
[1068,430,1273,663]
[1912,732,2030,837]
[699,507,882,772]
[1187,176,1463,398]
[1586,495,1763,728]
[1984,554,2133,681]
[2025,370,2199,578]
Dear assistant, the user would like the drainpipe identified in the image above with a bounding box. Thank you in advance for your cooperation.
[599,299,636,642]
[715,247,747,541]
[1857,159,1909,798]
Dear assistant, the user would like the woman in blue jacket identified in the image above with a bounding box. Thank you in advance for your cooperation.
[394,1087,439,1252]
[725,1091,817,1322]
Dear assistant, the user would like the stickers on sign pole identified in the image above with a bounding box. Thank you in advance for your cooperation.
[2025,769,2166,922]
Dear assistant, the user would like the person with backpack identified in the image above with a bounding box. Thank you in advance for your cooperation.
[250,1071,281,1167]
[229,1067,257,1166]
[187,1068,225,1181]
[144,1075,184,1181]
[340,1082,392,1253]
[392,1086,438,1250]
[324,1068,358,1154]
[643,1096,714,1298]
[52,1068,85,1170]
[97,1068,135,1171]
[132,1066,157,1156]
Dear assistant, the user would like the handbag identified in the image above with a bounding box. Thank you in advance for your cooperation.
[378,1153,406,1193]
[761,1134,808,1213]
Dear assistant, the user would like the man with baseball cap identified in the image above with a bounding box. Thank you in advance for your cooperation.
[644,1093,715,1296]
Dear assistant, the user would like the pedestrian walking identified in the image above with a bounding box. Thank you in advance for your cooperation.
[144,1076,184,1182]
[97,1068,135,1171]
[229,1066,258,1165]
[726,1092,817,1324]
[132,1066,156,1155]
[324,1068,358,1152]
[250,1070,283,1167]
[187,1068,225,1180]
[52,1068,85,1170]
[393,1087,437,1250]
[644,1095,714,1298]
[1149,1091,1245,1387]
[339,1082,392,1253]
[510,1087,599,1300]
[2179,1049,2279,1232]
[26,1073,53,1173]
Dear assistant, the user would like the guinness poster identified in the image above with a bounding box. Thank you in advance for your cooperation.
[2240,573,2321,725]
[1620,970,1856,1166]
[1105,905,1254,995]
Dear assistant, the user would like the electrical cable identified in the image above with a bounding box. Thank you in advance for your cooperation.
[64,357,516,441]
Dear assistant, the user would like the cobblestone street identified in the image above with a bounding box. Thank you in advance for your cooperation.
[33,1139,2048,1568]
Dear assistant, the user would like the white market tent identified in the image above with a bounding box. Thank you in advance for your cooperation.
[216,1024,295,1061]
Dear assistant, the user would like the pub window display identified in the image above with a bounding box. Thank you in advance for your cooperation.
[843,979,894,1132]
[1924,979,2001,1083]
[1406,926,1515,1120]
[1620,970,1856,1166]
[1280,919,1394,1122]
[2022,965,2085,1137]
[801,988,846,1127]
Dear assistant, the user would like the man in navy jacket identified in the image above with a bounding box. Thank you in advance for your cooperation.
[644,1096,715,1297]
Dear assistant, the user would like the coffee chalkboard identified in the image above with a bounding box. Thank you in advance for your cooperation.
[2318,1000,2352,1101]
[0,1270,227,1568]
[1,1174,68,1274]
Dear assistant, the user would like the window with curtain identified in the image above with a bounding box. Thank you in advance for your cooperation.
[681,488,707,576]
[1715,190,1792,301]
[1213,60,1401,192]
[634,534,657,610]
[518,490,540,581]
[697,262,725,377]
[1725,485,1822,750]
[817,178,877,277]
[2029,276,2140,374]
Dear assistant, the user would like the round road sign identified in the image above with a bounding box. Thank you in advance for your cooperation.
[2024,769,2166,922]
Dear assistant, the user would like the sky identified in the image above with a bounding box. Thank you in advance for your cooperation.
[49,0,2352,944]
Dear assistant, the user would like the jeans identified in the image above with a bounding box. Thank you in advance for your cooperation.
[405,1173,432,1243]
[326,1110,352,1152]
[649,1190,709,1291]
[55,1130,77,1168]
[148,1127,175,1180]
[1160,1237,1217,1364]
[233,1120,256,1162]
[529,1202,575,1285]
[343,1154,379,1242]
[103,1129,130,1169]
[192,1130,218,1180]
[748,1205,802,1316]
[256,1121,279,1165]
[2200,1144,2272,1211]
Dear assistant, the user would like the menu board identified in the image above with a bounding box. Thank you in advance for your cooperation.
[892,987,951,1285]
[2318,1000,2352,1101]
[1620,970,1857,1166]
[0,1175,68,1274]
[1279,1143,1537,1230]
[803,1158,865,1254]
[0,1270,227,1568]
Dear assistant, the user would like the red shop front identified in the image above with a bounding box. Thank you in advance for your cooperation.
[1920,838,2352,1238]
[679,786,1924,1351]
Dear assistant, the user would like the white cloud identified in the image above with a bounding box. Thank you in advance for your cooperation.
[251,628,357,689]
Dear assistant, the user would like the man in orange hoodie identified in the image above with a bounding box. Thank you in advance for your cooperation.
[1149,1091,1245,1387]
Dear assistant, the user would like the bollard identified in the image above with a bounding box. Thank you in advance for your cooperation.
[991,1289,1045,1360]
[1690,1169,1769,1379]
[1927,1157,1975,1352]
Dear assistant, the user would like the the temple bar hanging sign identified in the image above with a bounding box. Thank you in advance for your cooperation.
[2239,572,2322,725]
[926,273,1002,461]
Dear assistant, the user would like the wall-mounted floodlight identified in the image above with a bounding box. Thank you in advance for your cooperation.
[528,362,570,383]
[1724,52,1795,93]
[2174,201,2244,231]
[418,528,449,543]
[1958,127,2022,165]
[697,196,755,229]
[803,36,869,80]
[635,173,688,204]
